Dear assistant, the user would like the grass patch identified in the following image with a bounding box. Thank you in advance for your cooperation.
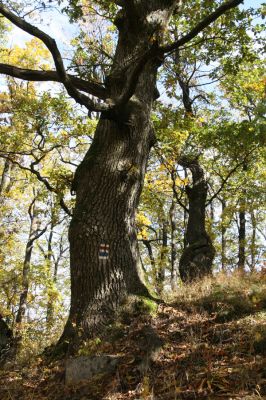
[169,271,266,321]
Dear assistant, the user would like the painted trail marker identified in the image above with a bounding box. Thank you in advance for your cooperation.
[99,244,109,260]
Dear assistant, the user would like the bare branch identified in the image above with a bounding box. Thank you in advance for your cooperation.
[0,2,111,112]
[0,63,107,99]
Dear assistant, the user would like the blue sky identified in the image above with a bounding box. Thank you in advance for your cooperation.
[244,0,263,7]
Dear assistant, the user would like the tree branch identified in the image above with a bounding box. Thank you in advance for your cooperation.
[29,225,48,245]
[0,2,111,112]
[115,45,159,107]
[0,63,107,99]
[0,153,72,216]
[160,0,243,54]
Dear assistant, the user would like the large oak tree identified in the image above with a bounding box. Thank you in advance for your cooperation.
[0,0,243,347]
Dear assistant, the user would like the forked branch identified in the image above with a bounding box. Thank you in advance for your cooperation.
[160,0,243,54]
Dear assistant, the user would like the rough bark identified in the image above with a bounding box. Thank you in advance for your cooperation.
[59,1,177,345]
[179,158,215,282]
[63,108,155,342]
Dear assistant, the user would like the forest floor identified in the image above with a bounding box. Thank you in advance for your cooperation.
[0,272,266,400]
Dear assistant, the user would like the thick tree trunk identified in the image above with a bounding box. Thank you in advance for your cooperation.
[59,1,177,345]
[63,110,154,341]
[179,158,215,282]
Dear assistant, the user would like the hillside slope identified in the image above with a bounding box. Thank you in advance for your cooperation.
[0,272,265,400]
